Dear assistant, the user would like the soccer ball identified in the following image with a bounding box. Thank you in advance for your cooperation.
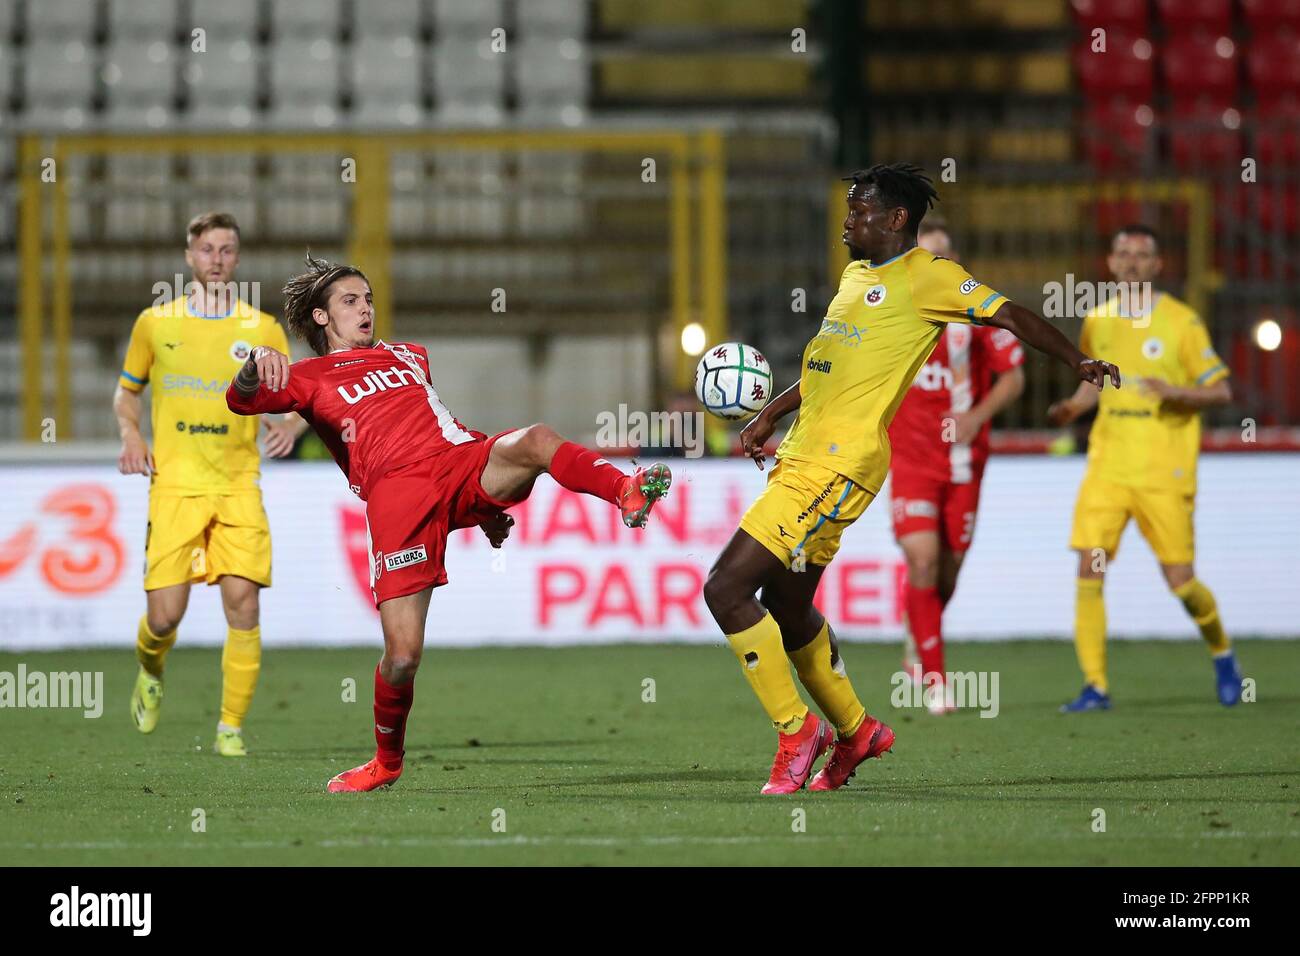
[694,342,773,421]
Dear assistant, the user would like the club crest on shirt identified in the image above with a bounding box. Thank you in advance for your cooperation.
[1142,337,1164,359]
[864,284,887,306]
[230,340,252,362]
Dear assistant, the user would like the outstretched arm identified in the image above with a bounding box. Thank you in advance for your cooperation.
[739,382,801,470]
[227,347,300,415]
[986,302,1121,390]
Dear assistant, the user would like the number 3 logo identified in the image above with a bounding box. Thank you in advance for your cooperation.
[39,485,125,594]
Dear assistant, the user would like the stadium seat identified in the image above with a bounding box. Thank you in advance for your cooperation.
[1161,33,1239,101]
[517,0,588,37]
[1081,99,1157,172]
[1241,183,1300,234]
[189,0,262,38]
[102,40,176,113]
[516,39,589,111]
[351,35,424,127]
[1241,0,1300,32]
[1169,101,1243,172]
[1154,0,1233,35]
[433,0,505,36]
[1246,34,1300,105]
[352,0,426,38]
[27,0,98,39]
[1069,0,1149,35]
[268,38,342,126]
[22,40,97,116]
[1073,34,1154,102]
[270,0,344,40]
[106,0,179,38]
[432,38,506,124]
[1251,101,1300,166]
[181,37,259,118]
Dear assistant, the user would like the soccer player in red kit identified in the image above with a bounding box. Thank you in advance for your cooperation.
[888,222,1025,712]
[226,256,672,792]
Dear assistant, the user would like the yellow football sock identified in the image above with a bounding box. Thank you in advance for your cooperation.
[136,614,177,678]
[787,620,866,736]
[726,613,808,733]
[1174,578,1229,655]
[220,625,262,729]
[1074,578,1108,693]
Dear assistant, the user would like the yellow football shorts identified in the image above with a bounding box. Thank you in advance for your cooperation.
[1069,473,1195,565]
[144,490,272,590]
[740,458,875,568]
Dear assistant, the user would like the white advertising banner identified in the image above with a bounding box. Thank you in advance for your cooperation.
[0,455,1295,649]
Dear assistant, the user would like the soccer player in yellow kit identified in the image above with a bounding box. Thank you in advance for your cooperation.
[703,164,1120,793]
[115,212,307,755]
[1050,225,1241,711]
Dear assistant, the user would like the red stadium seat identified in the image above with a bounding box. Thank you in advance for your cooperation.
[1089,198,1144,235]
[1154,0,1233,35]
[1245,33,1300,105]
[1253,184,1300,234]
[1216,183,1300,236]
[1162,33,1240,100]
[1169,101,1243,171]
[1074,34,1155,101]
[1242,0,1300,32]
[1251,101,1300,166]
[1082,100,1157,172]
[1070,0,1149,34]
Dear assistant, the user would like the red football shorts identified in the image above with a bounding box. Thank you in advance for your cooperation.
[364,430,527,606]
[889,466,984,552]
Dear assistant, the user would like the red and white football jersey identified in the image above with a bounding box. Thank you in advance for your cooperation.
[226,340,481,499]
[888,324,1024,483]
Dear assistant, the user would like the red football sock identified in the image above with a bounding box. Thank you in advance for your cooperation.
[548,441,626,505]
[906,584,945,683]
[373,663,414,771]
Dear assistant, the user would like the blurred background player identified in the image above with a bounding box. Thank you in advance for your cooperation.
[115,212,307,755]
[1049,225,1241,712]
[227,256,672,792]
[889,220,1025,713]
[706,164,1120,795]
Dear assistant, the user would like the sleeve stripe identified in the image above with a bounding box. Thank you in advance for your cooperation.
[1197,364,1228,384]
[978,292,1004,312]
[120,370,146,385]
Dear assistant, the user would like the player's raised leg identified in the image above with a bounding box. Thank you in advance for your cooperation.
[327,587,431,792]
[215,575,262,756]
[479,422,671,528]
[1163,563,1242,706]
[704,530,831,794]
[131,583,188,733]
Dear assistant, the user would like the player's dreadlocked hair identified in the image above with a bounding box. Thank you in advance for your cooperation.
[281,254,370,356]
[842,163,938,236]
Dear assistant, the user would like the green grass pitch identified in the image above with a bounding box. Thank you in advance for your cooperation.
[2,641,1297,866]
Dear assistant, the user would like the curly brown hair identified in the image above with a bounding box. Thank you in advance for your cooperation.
[282,254,370,356]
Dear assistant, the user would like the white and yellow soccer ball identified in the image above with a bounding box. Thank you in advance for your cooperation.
[694,342,773,421]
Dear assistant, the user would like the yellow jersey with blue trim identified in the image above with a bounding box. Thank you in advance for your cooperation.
[775,247,1009,493]
[119,296,289,494]
[1080,291,1228,494]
